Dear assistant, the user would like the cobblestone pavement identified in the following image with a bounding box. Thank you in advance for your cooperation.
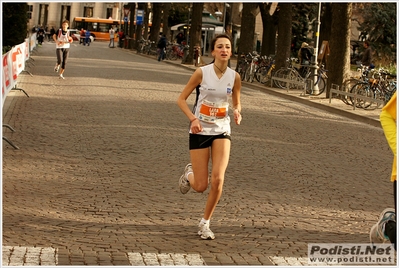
[2,40,396,266]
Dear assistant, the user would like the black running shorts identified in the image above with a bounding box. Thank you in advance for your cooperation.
[189,133,231,150]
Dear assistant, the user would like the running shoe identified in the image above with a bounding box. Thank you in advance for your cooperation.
[370,208,396,244]
[59,74,65,79]
[198,221,215,240]
[179,163,192,194]
[54,64,60,72]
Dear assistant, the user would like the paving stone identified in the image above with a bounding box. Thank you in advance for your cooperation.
[2,41,395,266]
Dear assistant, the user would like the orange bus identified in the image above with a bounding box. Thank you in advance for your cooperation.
[73,17,125,41]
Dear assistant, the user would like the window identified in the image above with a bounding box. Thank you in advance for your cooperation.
[84,7,93,18]
[106,8,112,19]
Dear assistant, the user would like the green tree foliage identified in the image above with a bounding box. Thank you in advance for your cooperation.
[3,3,28,51]
[291,3,317,55]
[168,3,190,27]
[357,3,396,64]
[259,3,317,58]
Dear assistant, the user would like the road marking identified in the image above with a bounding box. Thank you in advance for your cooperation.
[127,252,205,266]
[2,246,205,266]
[3,246,57,266]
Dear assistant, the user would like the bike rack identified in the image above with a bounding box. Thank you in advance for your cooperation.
[271,73,306,93]
[329,84,385,110]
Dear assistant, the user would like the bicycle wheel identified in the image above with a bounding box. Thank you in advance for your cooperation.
[166,50,177,60]
[280,69,297,89]
[245,64,255,83]
[341,78,360,105]
[255,66,270,84]
[240,64,248,81]
[350,82,372,108]
[370,87,385,110]
[305,74,326,95]
[273,68,289,89]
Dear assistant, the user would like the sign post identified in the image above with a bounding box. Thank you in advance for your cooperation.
[123,6,130,37]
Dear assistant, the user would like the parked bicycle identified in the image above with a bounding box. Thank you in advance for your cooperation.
[244,52,261,83]
[137,37,151,54]
[349,67,396,109]
[273,58,327,95]
[254,56,275,85]
[236,53,253,81]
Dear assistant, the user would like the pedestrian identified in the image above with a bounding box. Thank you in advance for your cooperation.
[361,40,373,68]
[84,29,91,46]
[175,32,185,44]
[45,26,51,41]
[176,33,242,240]
[53,20,72,79]
[50,27,56,42]
[157,34,167,61]
[37,26,45,45]
[79,28,85,45]
[109,26,115,48]
[369,91,397,250]
[298,42,312,77]
[118,30,125,48]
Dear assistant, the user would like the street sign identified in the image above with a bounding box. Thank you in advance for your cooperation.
[124,8,130,18]
[136,9,143,25]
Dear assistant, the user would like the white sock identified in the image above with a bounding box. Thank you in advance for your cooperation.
[200,218,210,225]
[185,171,193,182]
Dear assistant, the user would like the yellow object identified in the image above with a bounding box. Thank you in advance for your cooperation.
[380,92,397,181]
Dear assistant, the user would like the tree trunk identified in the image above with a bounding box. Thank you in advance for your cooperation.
[182,3,203,65]
[238,3,258,56]
[134,3,146,50]
[319,3,332,60]
[149,3,162,43]
[143,3,150,40]
[275,3,292,71]
[259,3,277,56]
[162,3,171,42]
[128,3,135,49]
[326,3,352,97]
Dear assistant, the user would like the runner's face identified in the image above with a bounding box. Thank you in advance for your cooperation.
[62,23,68,30]
[212,38,232,60]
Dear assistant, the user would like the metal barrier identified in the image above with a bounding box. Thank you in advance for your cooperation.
[271,72,306,93]
[329,83,385,110]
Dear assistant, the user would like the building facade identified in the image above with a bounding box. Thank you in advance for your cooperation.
[27,2,124,30]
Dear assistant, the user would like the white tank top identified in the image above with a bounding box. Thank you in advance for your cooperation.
[56,29,70,49]
[191,64,236,135]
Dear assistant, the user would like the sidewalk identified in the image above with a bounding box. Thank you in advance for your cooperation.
[160,53,382,128]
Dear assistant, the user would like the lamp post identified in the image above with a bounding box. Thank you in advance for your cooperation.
[215,11,222,23]
[310,2,321,95]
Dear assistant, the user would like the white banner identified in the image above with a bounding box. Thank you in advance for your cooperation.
[2,36,33,106]
[2,51,14,106]
[11,43,25,82]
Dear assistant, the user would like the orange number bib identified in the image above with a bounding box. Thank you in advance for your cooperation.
[198,100,229,123]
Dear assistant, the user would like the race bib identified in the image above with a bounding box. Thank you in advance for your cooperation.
[198,100,228,123]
